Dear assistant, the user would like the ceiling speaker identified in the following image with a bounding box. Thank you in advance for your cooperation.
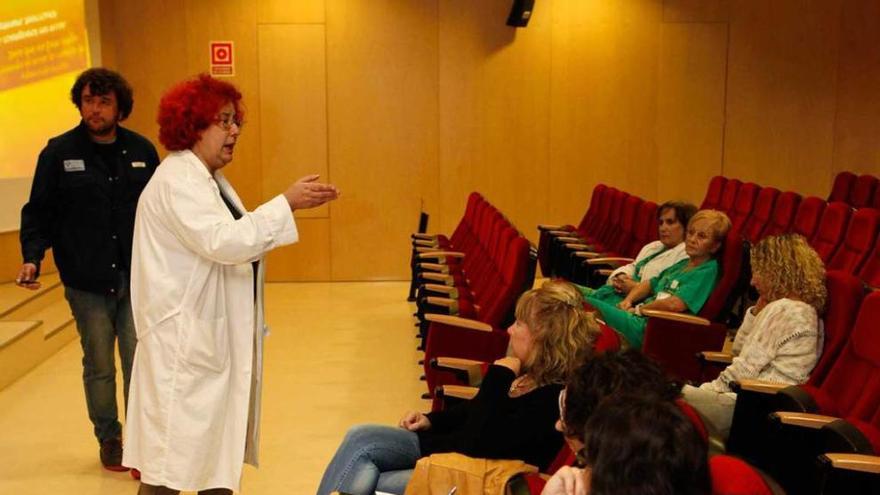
[506,0,535,28]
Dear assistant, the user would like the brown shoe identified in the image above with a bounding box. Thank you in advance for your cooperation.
[99,437,129,472]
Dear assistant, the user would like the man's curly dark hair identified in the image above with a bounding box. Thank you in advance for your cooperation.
[71,68,134,120]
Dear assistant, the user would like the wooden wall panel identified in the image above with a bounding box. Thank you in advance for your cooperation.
[81,0,880,282]
[548,0,663,225]
[99,0,188,149]
[723,0,841,197]
[656,23,727,206]
[265,219,330,281]
[437,0,551,241]
[832,0,880,176]
[663,0,729,22]
[258,25,329,219]
[258,0,325,24]
[183,0,262,209]
[258,25,330,278]
[326,0,439,280]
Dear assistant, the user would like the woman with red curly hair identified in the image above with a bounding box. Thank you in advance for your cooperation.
[123,74,338,495]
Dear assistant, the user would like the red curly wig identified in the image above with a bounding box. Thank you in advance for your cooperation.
[157,74,245,151]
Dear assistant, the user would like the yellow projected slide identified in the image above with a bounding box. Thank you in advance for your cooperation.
[0,0,90,178]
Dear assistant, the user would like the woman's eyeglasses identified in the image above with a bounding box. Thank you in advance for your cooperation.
[215,112,243,131]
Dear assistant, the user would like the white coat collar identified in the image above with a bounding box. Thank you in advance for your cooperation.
[175,149,245,212]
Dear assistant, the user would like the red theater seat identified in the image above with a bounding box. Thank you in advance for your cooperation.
[762,191,801,237]
[828,171,857,203]
[808,201,851,263]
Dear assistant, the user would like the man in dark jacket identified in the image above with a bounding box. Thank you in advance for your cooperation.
[17,68,159,472]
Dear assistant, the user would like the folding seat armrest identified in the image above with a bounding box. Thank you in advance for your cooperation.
[641,309,711,326]
[550,231,578,238]
[421,272,453,283]
[424,313,492,332]
[415,246,435,253]
[412,233,437,240]
[538,224,567,231]
[586,256,633,266]
[437,384,479,401]
[423,284,458,298]
[418,262,449,273]
[425,297,458,313]
[430,357,485,386]
[771,411,839,429]
[731,378,788,395]
[573,250,601,259]
[554,235,582,242]
[699,351,733,364]
[418,251,466,260]
[774,384,820,413]
[820,453,880,474]
[596,268,612,276]
[565,243,591,251]
[413,239,438,247]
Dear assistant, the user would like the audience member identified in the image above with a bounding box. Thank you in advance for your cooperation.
[585,209,731,348]
[316,280,599,495]
[683,233,826,439]
[543,395,711,495]
[577,201,695,296]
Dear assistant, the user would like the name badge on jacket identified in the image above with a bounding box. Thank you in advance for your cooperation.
[63,159,85,172]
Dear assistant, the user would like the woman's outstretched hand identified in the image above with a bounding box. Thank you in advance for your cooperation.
[283,174,340,210]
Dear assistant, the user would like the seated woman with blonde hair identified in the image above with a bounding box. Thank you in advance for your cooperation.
[585,209,732,349]
[683,233,826,439]
[316,280,599,495]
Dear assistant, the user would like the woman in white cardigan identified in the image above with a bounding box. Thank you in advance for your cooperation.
[682,233,827,439]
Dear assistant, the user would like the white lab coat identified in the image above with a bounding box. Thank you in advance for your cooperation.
[607,240,688,284]
[122,150,298,491]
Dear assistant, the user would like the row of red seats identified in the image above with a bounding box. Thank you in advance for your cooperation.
[829,171,880,210]
[702,176,880,286]
[536,185,660,282]
[537,181,750,382]
[408,192,536,397]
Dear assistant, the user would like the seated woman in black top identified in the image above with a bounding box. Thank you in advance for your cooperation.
[316,280,599,495]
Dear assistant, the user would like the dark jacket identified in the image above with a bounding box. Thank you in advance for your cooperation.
[419,365,565,471]
[20,122,159,293]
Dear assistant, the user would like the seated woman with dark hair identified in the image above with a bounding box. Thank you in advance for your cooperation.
[316,280,599,495]
[683,233,826,439]
[577,200,696,301]
[556,350,681,459]
[585,209,731,349]
[543,395,711,495]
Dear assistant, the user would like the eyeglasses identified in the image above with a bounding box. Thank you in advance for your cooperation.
[215,112,243,131]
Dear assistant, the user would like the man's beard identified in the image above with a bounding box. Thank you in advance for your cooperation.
[87,119,117,137]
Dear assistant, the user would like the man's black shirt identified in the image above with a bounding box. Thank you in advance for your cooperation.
[20,122,160,294]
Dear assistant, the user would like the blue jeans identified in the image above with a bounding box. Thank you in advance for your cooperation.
[317,424,422,495]
[64,274,136,442]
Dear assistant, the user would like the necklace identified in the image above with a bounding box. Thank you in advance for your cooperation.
[509,375,534,395]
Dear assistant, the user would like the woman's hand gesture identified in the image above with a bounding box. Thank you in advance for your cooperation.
[398,411,431,432]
